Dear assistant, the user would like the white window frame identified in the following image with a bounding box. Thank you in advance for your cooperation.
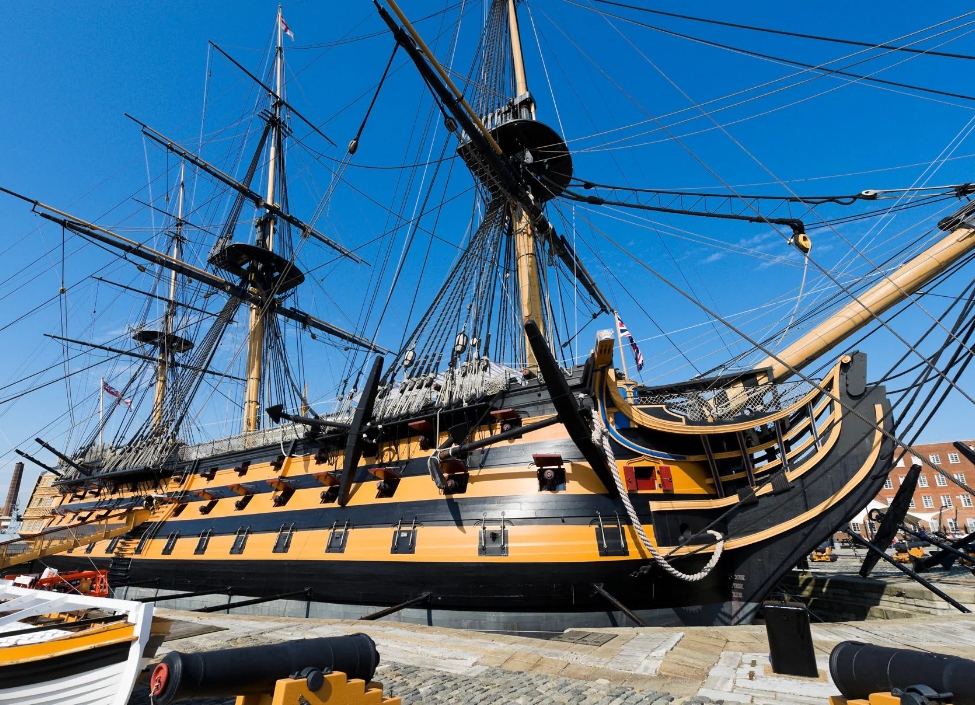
[936,474,948,487]
[954,473,966,484]
[949,453,961,464]
[941,494,953,508]
[923,495,934,508]
[930,454,942,465]
[960,494,973,508]
[884,478,893,490]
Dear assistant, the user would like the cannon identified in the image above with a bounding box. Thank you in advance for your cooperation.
[149,633,384,705]
[830,641,975,705]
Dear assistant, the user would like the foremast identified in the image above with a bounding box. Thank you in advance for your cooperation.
[505,0,546,371]
[153,166,186,430]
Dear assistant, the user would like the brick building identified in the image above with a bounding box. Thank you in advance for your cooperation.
[849,440,975,539]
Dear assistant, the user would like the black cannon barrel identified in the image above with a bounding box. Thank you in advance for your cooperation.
[830,641,975,705]
[149,633,380,704]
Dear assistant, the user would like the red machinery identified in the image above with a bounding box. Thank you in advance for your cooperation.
[2,569,110,597]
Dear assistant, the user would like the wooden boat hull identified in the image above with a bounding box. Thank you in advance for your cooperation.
[43,355,893,631]
[0,584,153,705]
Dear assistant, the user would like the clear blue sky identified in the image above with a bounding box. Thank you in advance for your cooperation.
[2,1,975,507]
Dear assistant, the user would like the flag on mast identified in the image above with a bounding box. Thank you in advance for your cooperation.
[280,15,295,40]
[615,314,645,372]
[102,381,132,407]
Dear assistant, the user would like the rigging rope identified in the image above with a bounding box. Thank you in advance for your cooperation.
[591,1,975,62]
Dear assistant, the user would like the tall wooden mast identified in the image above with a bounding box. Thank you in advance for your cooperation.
[151,164,186,429]
[243,6,284,433]
[506,0,546,370]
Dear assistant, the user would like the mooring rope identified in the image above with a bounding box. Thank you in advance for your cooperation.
[592,412,724,581]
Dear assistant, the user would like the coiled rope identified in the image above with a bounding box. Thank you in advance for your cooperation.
[592,413,724,581]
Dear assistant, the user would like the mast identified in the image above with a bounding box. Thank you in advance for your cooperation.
[505,0,546,370]
[243,6,284,433]
[152,164,185,430]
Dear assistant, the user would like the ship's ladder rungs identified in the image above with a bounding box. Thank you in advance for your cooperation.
[0,507,152,570]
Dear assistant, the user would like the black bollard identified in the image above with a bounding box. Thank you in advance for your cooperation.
[763,601,818,678]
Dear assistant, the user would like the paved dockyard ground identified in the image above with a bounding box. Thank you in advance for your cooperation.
[126,548,975,705]
[129,605,975,705]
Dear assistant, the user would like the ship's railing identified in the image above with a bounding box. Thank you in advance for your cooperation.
[178,423,314,461]
[634,379,816,423]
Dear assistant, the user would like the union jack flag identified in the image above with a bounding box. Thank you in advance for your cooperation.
[615,313,645,372]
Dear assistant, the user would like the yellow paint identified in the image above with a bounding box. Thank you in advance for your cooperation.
[0,621,135,665]
[136,520,662,564]
[235,671,399,705]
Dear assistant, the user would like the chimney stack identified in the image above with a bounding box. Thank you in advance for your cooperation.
[1,462,24,531]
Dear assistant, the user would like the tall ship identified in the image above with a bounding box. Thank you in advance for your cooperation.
[3,1,975,632]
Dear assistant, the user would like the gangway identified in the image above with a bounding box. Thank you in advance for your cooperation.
[0,508,151,570]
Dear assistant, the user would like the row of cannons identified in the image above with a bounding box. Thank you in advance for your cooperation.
[144,632,975,705]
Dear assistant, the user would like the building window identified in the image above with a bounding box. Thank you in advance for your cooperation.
[948,519,959,533]
[930,519,940,532]
[961,495,973,508]
[941,494,953,508]
[896,457,905,467]
[884,478,893,490]
[898,476,904,484]
[850,522,861,534]
[930,454,942,465]
[909,499,915,508]
[936,474,948,487]
[919,475,929,487]
[949,453,961,464]
[954,473,966,484]
[968,518,975,533]
[923,495,934,508]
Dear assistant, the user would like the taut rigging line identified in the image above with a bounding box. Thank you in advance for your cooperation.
[591,1,975,62]
[555,177,975,239]
[570,1,975,104]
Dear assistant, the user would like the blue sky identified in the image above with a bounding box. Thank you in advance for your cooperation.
[2,1,975,505]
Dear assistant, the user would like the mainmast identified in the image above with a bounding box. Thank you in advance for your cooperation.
[505,0,546,370]
[243,6,285,433]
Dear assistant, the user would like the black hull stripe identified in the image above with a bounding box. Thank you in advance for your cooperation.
[0,639,130,689]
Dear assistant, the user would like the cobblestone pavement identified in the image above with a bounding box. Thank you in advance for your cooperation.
[127,608,975,705]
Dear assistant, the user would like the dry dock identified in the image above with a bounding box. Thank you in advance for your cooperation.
[130,608,975,705]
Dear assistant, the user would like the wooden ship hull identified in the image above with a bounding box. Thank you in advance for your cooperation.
[42,347,893,630]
